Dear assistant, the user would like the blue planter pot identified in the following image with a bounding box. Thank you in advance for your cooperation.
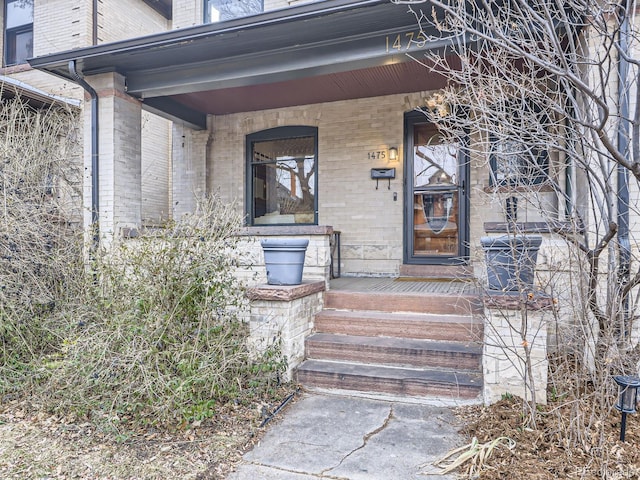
[481,235,542,291]
[261,238,309,285]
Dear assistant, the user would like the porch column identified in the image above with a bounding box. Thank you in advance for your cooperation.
[172,123,209,218]
[83,72,142,244]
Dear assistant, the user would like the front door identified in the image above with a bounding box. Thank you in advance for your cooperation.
[404,111,469,265]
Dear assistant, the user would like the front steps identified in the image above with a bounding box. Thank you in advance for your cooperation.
[296,288,484,402]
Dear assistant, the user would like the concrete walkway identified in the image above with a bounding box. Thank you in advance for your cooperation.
[227,393,464,479]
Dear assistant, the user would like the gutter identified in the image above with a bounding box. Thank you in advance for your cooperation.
[68,60,100,249]
[617,2,631,336]
[28,0,386,74]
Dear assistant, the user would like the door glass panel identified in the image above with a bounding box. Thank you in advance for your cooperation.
[412,123,459,257]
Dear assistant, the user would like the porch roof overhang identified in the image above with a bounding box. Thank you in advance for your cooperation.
[29,0,458,130]
[0,75,82,109]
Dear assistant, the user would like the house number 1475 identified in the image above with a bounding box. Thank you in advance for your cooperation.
[385,31,427,52]
[368,151,386,160]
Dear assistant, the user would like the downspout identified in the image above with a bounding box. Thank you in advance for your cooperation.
[68,60,100,249]
[92,0,98,45]
[617,2,631,338]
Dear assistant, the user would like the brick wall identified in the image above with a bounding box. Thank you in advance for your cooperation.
[248,282,325,380]
[141,111,172,225]
[99,0,172,227]
[234,231,332,287]
[207,91,563,276]
[483,307,549,405]
[171,123,209,219]
[98,0,169,42]
[172,0,202,29]
[84,72,142,242]
[34,0,91,56]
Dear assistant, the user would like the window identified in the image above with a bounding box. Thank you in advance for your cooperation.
[246,126,318,226]
[204,0,263,23]
[5,0,33,66]
[489,100,550,186]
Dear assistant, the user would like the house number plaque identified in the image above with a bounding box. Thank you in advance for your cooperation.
[367,150,387,160]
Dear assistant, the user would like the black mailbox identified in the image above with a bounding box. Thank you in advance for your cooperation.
[371,168,396,179]
[371,168,396,189]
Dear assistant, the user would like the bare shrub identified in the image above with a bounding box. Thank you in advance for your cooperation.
[0,92,286,429]
[398,0,640,467]
[0,93,83,394]
[39,197,285,427]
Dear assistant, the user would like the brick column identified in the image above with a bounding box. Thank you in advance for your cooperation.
[482,295,552,405]
[83,72,142,244]
[247,281,326,380]
[172,123,209,219]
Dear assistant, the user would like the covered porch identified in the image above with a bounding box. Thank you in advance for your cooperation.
[28,0,487,278]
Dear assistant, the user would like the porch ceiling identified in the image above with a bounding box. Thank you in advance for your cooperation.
[29,0,459,129]
[162,61,448,116]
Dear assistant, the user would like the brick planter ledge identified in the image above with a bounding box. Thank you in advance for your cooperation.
[484,291,555,311]
[247,280,325,302]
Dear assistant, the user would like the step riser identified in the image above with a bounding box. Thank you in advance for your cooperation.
[314,315,482,342]
[296,370,481,399]
[324,291,482,315]
[298,288,484,400]
[306,343,481,370]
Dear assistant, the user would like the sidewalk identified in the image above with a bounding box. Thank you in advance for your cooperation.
[227,393,464,479]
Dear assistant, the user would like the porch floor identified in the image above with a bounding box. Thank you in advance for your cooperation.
[329,276,480,295]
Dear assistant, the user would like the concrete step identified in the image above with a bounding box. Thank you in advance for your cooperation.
[296,359,482,400]
[324,290,482,315]
[306,333,482,370]
[314,309,482,342]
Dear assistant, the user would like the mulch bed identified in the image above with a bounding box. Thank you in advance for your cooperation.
[455,397,640,479]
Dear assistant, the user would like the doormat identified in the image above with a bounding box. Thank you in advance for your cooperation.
[394,276,473,283]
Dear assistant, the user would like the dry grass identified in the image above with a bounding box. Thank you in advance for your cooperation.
[0,388,297,479]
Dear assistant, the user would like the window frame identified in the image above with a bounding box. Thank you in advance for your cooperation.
[489,136,550,187]
[204,0,264,23]
[4,0,33,66]
[245,126,319,227]
[488,101,551,187]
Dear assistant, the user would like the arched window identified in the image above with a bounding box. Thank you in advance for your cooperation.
[246,126,318,226]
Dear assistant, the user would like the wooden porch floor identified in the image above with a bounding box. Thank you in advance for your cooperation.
[329,276,479,295]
